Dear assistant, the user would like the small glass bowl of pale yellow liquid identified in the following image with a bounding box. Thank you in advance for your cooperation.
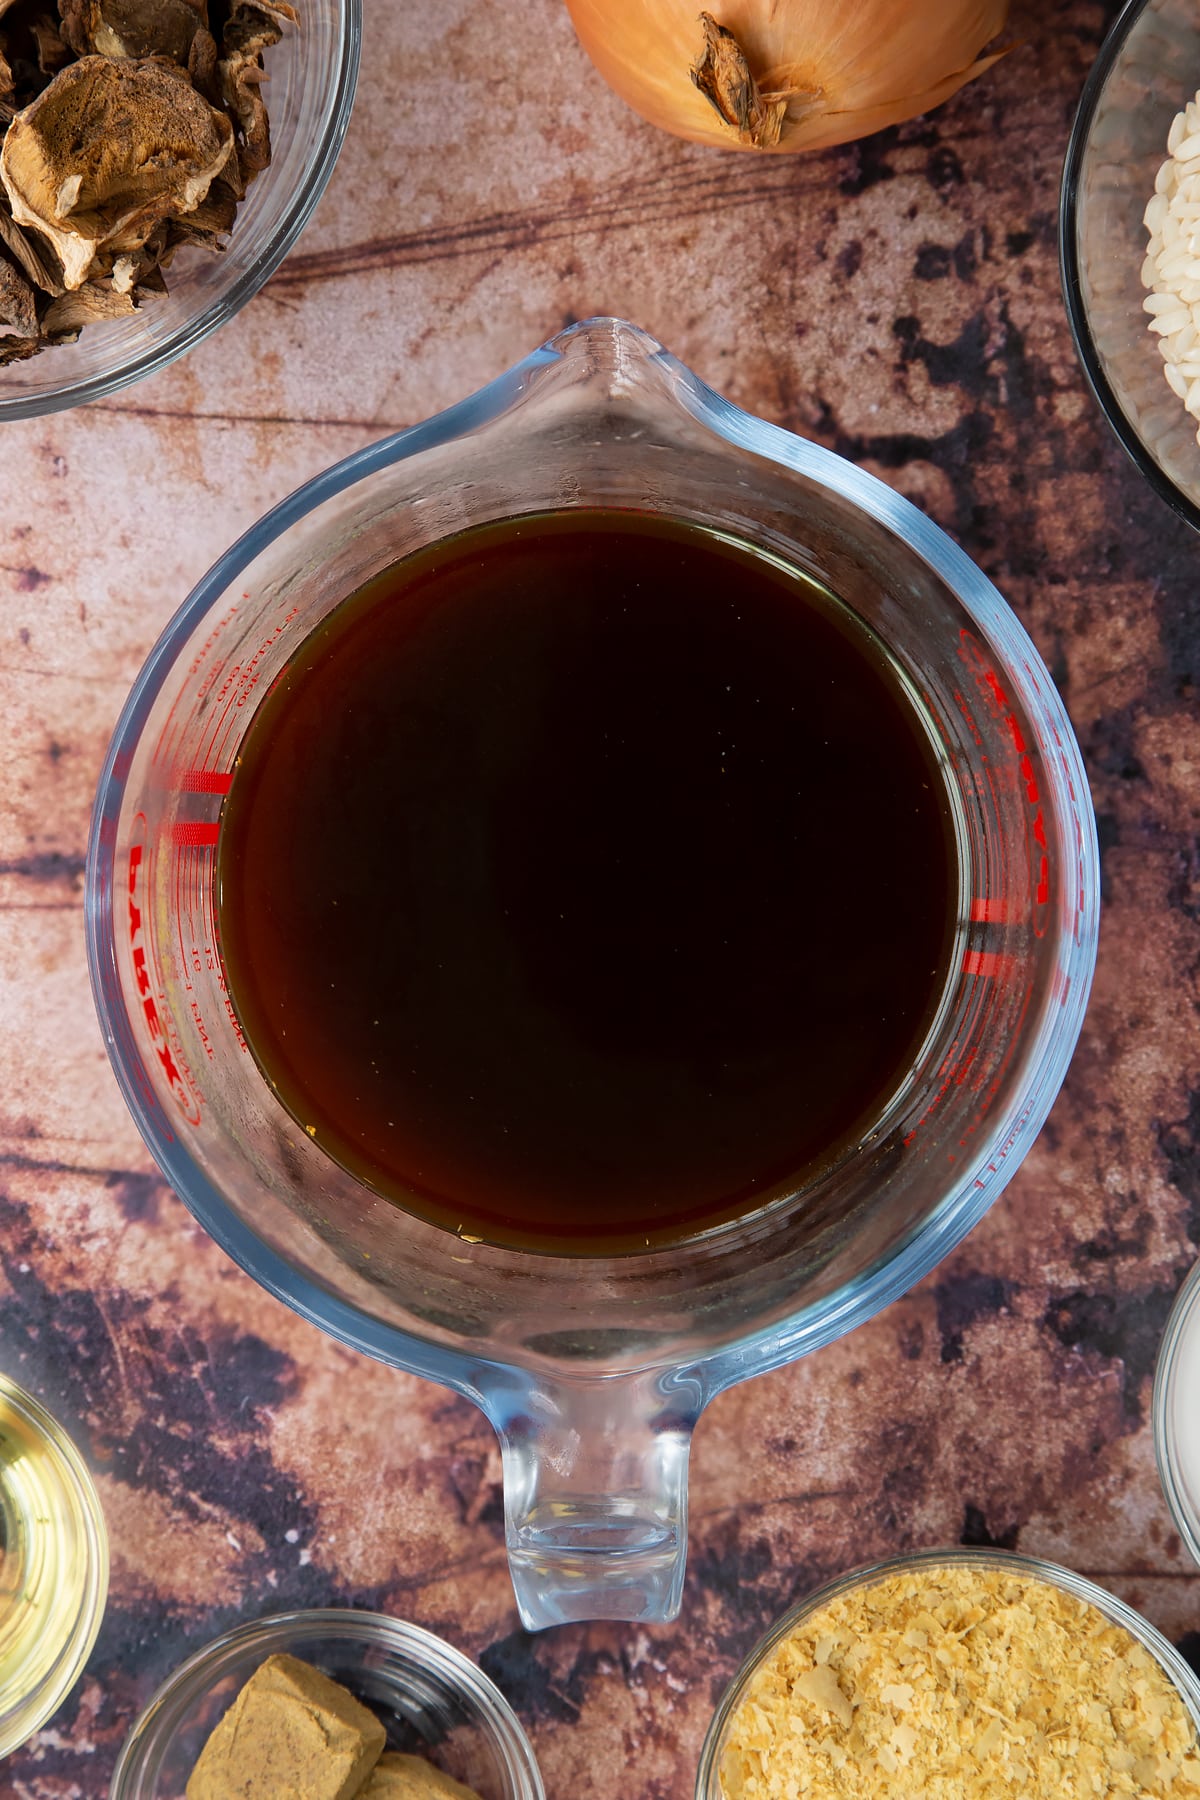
[0,1371,108,1757]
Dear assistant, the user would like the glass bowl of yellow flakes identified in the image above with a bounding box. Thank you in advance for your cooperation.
[696,1548,1200,1800]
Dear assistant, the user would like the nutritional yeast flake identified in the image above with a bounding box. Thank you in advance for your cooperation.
[719,1564,1200,1799]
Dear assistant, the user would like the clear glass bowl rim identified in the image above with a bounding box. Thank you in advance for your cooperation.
[1153,1255,1200,1566]
[0,1372,109,1759]
[107,1606,546,1800]
[694,1544,1200,1798]
[85,315,1101,1395]
[1058,0,1200,532]
[0,0,362,421]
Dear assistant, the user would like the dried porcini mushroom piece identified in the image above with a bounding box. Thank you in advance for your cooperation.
[164,172,236,249]
[0,241,36,330]
[1,0,70,109]
[0,194,60,289]
[56,0,98,54]
[0,55,233,288]
[41,275,134,335]
[103,219,169,289]
[58,0,207,65]
[222,0,298,48]
[0,0,27,51]
[0,328,37,360]
[218,52,267,177]
[187,19,215,92]
[29,12,68,73]
[32,18,66,71]
[217,0,295,182]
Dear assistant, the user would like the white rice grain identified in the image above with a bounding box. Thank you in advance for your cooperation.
[1157,248,1192,282]
[1142,86,1200,449]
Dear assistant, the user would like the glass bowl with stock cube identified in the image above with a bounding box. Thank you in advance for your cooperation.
[108,1608,544,1800]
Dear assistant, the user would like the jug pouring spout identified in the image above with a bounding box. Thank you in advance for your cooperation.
[485,1366,701,1630]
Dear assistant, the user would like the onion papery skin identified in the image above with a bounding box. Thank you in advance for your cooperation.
[563,0,1012,153]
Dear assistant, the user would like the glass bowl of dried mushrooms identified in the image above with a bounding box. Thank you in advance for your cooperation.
[0,0,360,419]
[1060,0,1200,530]
[696,1547,1200,1800]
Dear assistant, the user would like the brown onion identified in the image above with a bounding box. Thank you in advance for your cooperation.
[562,1,1011,153]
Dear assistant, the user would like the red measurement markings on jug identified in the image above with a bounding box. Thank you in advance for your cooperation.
[903,867,1025,1154]
[1047,734,1090,943]
[962,949,1006,979]
[901,976,1032,1161]
[178,769,232,796]
[903,1025,984,1151]
[138,598,268,1094]
[172,828,223,1051]
[1002,702,1049,924]
[153,604,239,773]
[179,840,219,1063]
[171,822,220,847]
[957,630,1050,941]
[169,770,243,1060]
[191,607,241,692]
[905,893,1032,1151]
[152,602,299,778]
[127,817,203,1126]
[196,605,302,773]
[907,634,1046,1160]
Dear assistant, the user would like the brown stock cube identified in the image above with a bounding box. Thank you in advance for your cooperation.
[185,1652,386,1800]
[360,1752,484,1800]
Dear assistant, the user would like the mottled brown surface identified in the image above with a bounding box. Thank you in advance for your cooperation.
[3,0,1200,1794]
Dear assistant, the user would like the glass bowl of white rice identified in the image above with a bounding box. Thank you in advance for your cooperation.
[1153,1256,1200,1569]
[1061,0,1200,529]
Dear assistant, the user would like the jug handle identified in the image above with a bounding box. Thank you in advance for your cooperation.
[483,1366,701,1631]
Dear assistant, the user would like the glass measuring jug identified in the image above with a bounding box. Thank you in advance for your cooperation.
[86,319,1099,1630]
